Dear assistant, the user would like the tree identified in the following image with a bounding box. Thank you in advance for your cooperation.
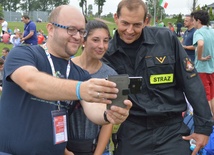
[79,0,87,15]
[88,4,93,16]
[0,0,7,11]
[209,7,214,20]
[196,5,201,11]
[176,13,183,24]
[0,4,4,17]
[94,0,106,17]
[19,0,69,14]
[106,12,113,18]
[0,0,20,12]
[146,0,166,23]
[84,0,87,16]
[11,0,20,11]
[192,0,198,11]
[1,0,69,14]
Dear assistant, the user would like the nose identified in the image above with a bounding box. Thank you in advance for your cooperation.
[72,31,82,40]
[98,41,105,49]
[126,24,134,33]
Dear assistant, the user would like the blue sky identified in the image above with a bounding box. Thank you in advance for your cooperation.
[70,0,214,15]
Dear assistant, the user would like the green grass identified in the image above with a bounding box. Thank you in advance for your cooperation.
[162,18,177,26]
[1,22,48,56]
[102,17,115,23]
[8,22,48,35]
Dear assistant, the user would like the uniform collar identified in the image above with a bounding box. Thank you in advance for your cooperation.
[108,26,156,55]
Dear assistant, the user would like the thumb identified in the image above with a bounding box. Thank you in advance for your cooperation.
[182,135,192,141]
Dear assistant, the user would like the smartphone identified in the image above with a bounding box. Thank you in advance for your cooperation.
[129,76,143,94]
[107,74,130,109]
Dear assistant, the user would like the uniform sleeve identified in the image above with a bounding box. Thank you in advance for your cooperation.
[173,34,213,136]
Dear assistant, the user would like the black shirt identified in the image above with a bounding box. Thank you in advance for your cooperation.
[103,26,213,135]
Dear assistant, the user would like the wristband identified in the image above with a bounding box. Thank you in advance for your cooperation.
[76,81,82,100]
[104,111,110,123]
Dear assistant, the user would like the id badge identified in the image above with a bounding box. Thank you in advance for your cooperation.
[51,109,68,144]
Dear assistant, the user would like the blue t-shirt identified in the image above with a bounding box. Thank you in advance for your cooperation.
[182,27,196,61]
[0,45,90,155]
[23,21,38,45]
[193,26,214,73]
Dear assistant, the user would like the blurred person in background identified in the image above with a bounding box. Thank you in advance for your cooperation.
[0,17,8,35]
[2,31,10,44]
[11,31,22,47]
[181,15,196,62]
[176,21,183,37]
[21,15,38,45]
[13,27,20,34]
[1,47,10,60]
[191,10,214,119]
[145,13,152,26]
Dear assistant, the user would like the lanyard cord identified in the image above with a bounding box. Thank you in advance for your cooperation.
[42,43,71,110]
[42,43,71,78]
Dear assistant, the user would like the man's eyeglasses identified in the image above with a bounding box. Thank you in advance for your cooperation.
[52,22,87,37]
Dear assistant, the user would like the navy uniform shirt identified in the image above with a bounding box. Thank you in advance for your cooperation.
[103,26,212,135]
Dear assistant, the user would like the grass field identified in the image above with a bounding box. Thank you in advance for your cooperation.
[0,22,49,56]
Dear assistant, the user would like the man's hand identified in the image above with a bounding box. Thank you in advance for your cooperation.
[21,38,25,42]
[105,99,132,124]
[80,78,119,104]
[182,133,209,155]
[198,55,211,61]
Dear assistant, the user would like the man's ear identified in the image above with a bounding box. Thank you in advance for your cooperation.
[46,23,54,37]
[114,13,118,24]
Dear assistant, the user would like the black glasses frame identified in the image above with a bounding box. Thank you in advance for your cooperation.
[52,22,87,37]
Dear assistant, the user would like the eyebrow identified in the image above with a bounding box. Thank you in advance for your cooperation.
[120,19,143,24]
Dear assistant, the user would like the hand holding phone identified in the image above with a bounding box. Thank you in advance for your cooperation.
[107,74,130,109]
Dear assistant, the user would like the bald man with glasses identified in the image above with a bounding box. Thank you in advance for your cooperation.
[0,5,132,155]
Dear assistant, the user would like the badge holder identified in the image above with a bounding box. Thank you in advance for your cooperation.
[51,104,68,145]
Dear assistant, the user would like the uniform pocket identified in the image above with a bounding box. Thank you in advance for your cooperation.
[145,55,176,89]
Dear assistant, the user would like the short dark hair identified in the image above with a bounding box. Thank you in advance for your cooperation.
[2,47,10,53]
[22,15,30,20]
[191,10,209,25]
[84,20,110,41]
[0,17,3,20]
[116,0,148,21]
[185,15,193,22]
[0,58,4,65]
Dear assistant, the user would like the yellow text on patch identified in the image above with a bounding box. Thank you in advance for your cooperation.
[150,74,174,84]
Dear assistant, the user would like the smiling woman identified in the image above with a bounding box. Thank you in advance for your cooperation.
[66,19,118,155]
